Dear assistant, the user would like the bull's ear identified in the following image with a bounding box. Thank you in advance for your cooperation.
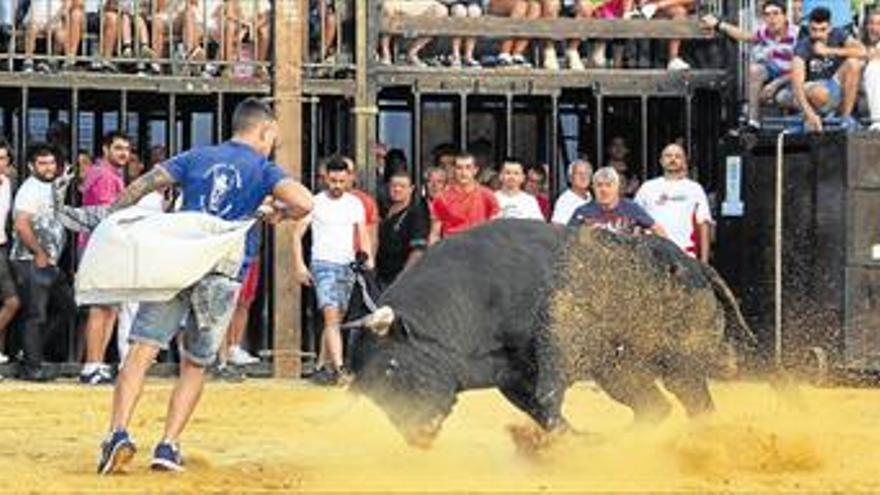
[364,306,395,337]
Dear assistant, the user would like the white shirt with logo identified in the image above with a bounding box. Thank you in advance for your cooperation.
[635,177,713,257]
[495,190,545,221]
[310,191,366,265]
[551,189,591,225]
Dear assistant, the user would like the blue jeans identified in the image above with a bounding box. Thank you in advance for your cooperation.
[312,260,355,312]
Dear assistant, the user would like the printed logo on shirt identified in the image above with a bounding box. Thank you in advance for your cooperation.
[201,163,242,216]
[655,193,689,206]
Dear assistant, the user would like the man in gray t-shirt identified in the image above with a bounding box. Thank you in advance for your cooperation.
[10,144,69,382]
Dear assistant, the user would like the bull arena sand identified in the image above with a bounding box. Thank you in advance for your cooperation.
[1,379,880,491]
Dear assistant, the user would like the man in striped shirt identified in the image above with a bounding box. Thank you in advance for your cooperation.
[702,0,798,128]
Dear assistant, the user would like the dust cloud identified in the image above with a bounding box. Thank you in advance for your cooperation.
[0,379,878,492]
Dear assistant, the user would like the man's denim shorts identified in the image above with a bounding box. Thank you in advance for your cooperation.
[129,283,240,367]
[312,260,355,312]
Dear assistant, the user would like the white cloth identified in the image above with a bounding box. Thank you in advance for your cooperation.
[115,192,166,362]
[865,58,880,126]
[310,191,365,265]
[76,207,254,305]
[0,177,10,246]
[0,2,11,25]
[495,191,545,220]
[551,189,591,225]
[635,177,713,256]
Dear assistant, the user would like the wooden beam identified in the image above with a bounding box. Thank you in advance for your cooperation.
[354,0,378,191]
[272,0,306,379]
[382,16,711,40]
[375,67,730,96]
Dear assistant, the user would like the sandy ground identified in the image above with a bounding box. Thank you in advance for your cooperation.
[1,378,879,493]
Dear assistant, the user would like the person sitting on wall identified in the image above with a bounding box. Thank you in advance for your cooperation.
[777,7,865,132]
[380,0,449,67]
[861,8,880,131]
[701,0,800,129]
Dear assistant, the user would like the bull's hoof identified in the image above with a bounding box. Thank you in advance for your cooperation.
[507,421,595,456]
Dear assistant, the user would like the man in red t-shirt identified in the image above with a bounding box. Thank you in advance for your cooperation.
[429,152,500,245]
[343,157,379,258]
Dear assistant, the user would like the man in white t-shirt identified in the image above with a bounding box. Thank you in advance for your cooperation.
[635,143,713,262]
[294,156,371,386]
[0,140,21,368]
[495,158,544,221]
[551,159,592,225]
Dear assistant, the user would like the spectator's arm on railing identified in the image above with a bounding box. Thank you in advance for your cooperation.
[700,13,755,43]
[790,57,822,132]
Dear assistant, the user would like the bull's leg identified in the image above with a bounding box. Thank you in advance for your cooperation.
[532,330,568,430]
[593,365,671,424]
[661,364,715,417]
[499,381,567,432]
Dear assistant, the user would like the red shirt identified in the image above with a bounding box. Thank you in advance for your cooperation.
[431,184,500,238]
[351,188,379,252]
[536,193,551,221]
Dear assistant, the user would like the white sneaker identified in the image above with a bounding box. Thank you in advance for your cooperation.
[566,50,585,71]
[0,352,8,364]
[640,2,658,19]
[667,57,691,71]
[870,122,880,132]
[544,49,560,70]
[229,346,259,366]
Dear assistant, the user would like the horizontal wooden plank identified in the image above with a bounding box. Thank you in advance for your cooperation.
[375,66,729,96]
[382,16,711,40]
[0,71,271,94]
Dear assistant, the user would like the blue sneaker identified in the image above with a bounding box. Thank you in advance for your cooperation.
[151,441,185,472]
[97,430,136,475]
[840,115,861,132]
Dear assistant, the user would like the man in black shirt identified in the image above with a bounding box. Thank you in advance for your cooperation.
[783,7,865,131]
[377,169,429,287]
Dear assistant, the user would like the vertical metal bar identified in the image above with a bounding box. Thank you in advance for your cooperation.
[216,92,224,143]
[774,131,787,368]
[168,93,177,154]
[413,90,422,186]
[459,92,467,150]
[641,94,649,180]
[310,98,319,189]
[685,92,693,178]
[120,90,129,133]
[20,87,28,159]
[549,93,559,199]
[71,88,79,165]
[505,93,514,157]
[595,92,604,166]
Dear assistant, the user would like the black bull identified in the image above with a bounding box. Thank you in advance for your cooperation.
[343,220,756,447]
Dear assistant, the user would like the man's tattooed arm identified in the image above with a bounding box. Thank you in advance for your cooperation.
[110,166,177,213]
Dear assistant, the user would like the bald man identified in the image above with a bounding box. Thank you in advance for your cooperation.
[635,144,713,263]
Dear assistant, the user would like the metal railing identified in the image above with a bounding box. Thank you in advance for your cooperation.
[0,0,355,79]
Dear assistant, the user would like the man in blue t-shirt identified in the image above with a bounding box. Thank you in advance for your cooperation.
[569,167,666,238]
[97,98,313,476]
[781,7,865,131]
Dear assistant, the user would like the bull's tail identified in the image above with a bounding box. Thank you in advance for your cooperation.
[702,263,759,350]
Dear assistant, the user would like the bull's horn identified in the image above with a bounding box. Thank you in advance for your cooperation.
[365,306,395,336]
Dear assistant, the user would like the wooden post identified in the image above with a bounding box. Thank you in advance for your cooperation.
[354,0,377,191]
[272,0,305,378]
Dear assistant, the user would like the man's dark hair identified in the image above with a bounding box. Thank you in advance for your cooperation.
[763,0,786,13]
[0,138,14,164]
[809,6,831,24]
[325,154,349,173]
[528,163,547,179]
[102,130,130,148]
[28,142,57,164]
[432,143,458,165]
[232,97,276,134]
[456,151,476,163]
[501,157,525,172]
[384,148,408,183]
